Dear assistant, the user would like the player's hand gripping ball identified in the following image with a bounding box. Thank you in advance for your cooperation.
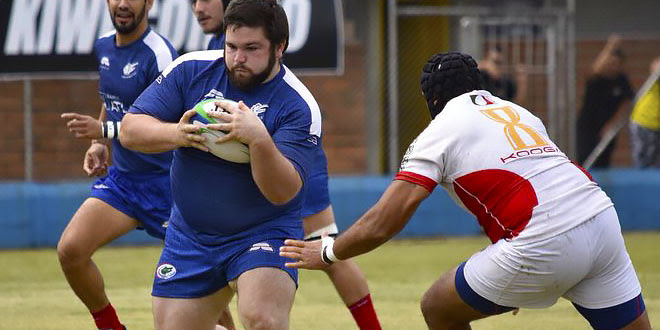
[190,99,250,163]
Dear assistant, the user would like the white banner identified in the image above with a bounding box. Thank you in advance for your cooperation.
[0,0,343,74]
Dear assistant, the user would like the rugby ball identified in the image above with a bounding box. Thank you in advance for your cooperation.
[190,98,250,163]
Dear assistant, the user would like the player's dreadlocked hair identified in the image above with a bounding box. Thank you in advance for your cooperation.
[420,52,483,119]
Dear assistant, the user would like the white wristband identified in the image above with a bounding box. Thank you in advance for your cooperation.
[106,121,115,139]
[102,121,121,139]
[321,236,340,264]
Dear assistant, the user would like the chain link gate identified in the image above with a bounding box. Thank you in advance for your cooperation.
[386,0,576,172]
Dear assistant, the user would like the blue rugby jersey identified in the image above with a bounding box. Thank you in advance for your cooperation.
[129,50,321,242]
[207,33,226,50]
[301,144,331,218]
[95,27,178,173]
[206,33,332,219]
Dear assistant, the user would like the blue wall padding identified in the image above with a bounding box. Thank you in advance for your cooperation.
[0,169,658,248]
[0,180,160,248]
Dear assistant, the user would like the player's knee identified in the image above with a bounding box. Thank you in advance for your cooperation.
[420,288,459,328]
[240,310,280,330]
[56,237,92,267]
[421,298,444,329]
[420,289,440,317]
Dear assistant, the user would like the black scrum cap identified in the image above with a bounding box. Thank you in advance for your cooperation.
[420,52,483,119]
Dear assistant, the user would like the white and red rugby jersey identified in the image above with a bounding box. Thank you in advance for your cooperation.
[396,90,613,243]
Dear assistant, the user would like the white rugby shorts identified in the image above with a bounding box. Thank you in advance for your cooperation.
[463,207,641,309]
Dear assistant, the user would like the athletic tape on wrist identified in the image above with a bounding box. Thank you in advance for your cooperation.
[321,236,340,265]
[102,121,120,139]
[107,121,115,139]
[115,121,121,139]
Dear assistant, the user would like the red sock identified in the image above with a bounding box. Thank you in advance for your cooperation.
[91,304,124,330]
[348,294,381,330]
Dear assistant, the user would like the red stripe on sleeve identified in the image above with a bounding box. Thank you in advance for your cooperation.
[394,171,438,193]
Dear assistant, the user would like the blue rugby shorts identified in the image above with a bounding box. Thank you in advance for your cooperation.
[152,220,299,298]
[90,166,171,239]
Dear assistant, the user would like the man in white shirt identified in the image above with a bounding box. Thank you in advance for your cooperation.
[280,52,652,330]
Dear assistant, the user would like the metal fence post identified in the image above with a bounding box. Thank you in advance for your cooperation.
[23,78,33,182]
[387,0,399,173]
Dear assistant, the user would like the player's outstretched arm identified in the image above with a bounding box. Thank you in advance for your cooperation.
[61,113,102,139]
[120,110,209,153]
[281,180,430,269]
[61,103,108,140]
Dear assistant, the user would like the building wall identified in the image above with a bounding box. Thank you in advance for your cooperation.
[0,44,370,180]
[3,1,660,180]
[575,0,660,39]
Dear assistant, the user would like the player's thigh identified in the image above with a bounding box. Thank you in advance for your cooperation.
[58,197,138,254]
[153,285,234,330]
[232,267,296,324]
[622,310,651,330]
[303,206,338,240]
[421,265,489,325]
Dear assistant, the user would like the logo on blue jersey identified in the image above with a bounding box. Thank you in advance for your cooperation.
[156,263,177,280]
[122,62,139,79]
[249,242,274,252]
[100,56,110,70]
[251,103,269,118]
[106,100,126,113]
[307,136,318,145]
[203,89,225,100]
[200,90,269,119]
[101,92,127,113]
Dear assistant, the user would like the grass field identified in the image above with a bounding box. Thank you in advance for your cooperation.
[1,232,658,330]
